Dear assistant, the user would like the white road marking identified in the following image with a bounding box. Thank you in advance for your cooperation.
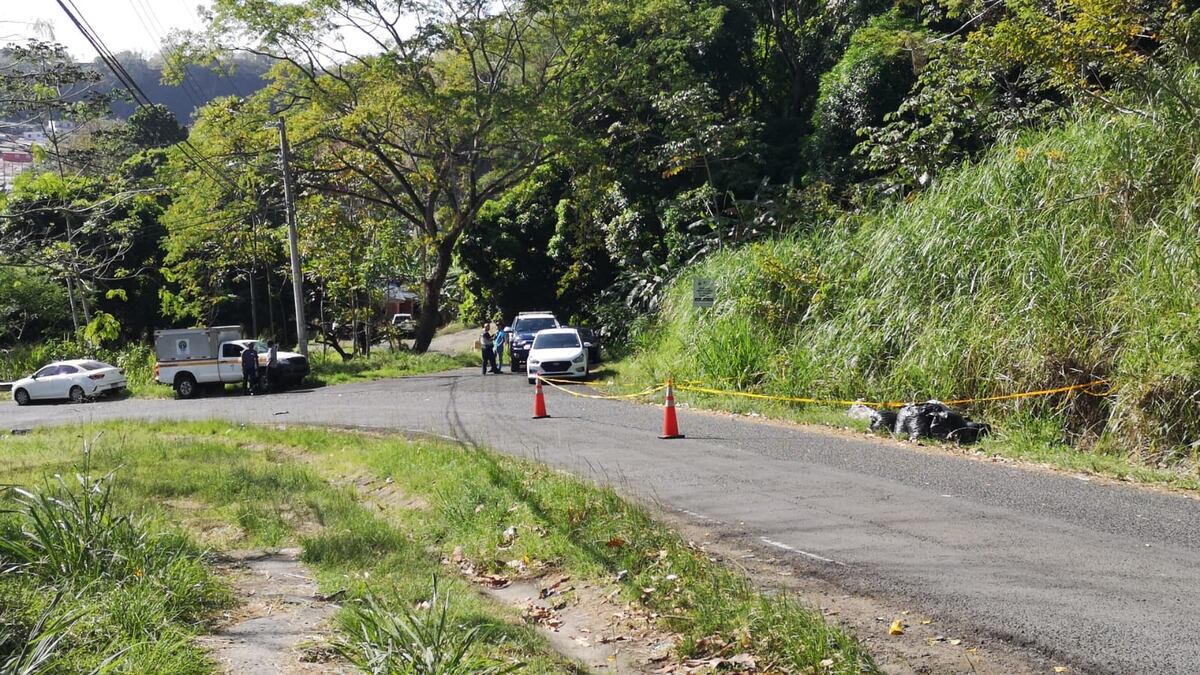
[680,508,719,522]
[760,537,844,566]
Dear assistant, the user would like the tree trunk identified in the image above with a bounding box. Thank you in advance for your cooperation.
[412,238,455,353]
[315,324,352,361]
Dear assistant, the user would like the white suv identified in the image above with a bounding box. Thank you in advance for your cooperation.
[526,327,588,384]
[391,313,416,337]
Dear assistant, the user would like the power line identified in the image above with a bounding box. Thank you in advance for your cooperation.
[125,0,211,110]
[55,0,255,200]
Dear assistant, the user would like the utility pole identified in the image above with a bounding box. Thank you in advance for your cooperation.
[276,116,308,356]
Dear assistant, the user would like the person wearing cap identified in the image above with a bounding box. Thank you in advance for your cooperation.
[240,343,259,395]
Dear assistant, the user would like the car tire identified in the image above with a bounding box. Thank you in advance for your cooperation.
[174,373,198,399]
[528,377,536,385]
[68,385,86,403]
[14,388,30,406]
[511,361,520,373]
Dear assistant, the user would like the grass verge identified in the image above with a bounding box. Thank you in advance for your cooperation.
[0,445,232,672]
[307,348,476,386]
[1,422,880,673]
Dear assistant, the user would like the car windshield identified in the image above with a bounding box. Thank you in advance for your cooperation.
[514,317,557,333]
[533,332,580,349]
[78,361,107,370]
[247,341,269,352]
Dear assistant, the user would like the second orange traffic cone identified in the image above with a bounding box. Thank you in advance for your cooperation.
[659,380,684,439]
[532,378,550,419]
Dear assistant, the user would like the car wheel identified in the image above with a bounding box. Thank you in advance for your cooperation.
[528,377,536,385]
[175,373,198,399]
[14,388,30,406]
[69,385,86,403]
[511,361,520,373]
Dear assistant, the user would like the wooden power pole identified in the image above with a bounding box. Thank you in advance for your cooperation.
[276,116,308,356]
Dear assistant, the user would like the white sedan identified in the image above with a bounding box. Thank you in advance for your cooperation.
[11,359,128,405]
[526,328,589,384]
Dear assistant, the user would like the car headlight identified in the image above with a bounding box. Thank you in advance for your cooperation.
[572,354,585,363]
[529,360,540,366]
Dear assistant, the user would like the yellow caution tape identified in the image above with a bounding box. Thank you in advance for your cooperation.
[537,376,667,401]
[673,379,1112,409]
[536,373,1112,409]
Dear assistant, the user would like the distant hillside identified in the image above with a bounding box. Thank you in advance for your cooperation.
[97,52,273,124]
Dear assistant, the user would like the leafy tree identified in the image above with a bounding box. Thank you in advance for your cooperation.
[158,95,288,335]
[125,104,188,149]
[173,0,681,351]
[810,12,924,185]
[858,0,1200,191]
[0,266,72,344]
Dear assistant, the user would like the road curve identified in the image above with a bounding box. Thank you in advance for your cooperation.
[3,369,1199,674]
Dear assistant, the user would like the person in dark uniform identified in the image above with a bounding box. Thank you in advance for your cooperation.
[240,343,259,394]
[480,323,498,374]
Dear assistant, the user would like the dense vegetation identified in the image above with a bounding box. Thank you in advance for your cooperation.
[624,66,1200,462]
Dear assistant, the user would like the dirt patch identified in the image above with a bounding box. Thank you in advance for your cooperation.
[659,515,1051,675]
[199,548,347,674]
[483,573,681,673]
[336,472,430,512]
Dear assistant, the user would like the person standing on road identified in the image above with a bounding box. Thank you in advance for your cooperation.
[265,340,280,391]
[493,321,508,372]
[240,343,259,395]
[480,323,498,375]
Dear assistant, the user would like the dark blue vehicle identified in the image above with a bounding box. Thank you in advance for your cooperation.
[508,312,560,372]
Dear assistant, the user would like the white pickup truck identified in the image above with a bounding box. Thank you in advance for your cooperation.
[153,326,309,398]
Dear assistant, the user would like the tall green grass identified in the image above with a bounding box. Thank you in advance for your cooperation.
[333,578,521,675]
[0,448,230,672]
[623,69,1200,468]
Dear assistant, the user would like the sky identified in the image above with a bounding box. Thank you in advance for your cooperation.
[1,1,211,61]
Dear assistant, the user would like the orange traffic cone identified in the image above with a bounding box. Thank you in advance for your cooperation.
[659,381,684,439]
[532,378,550,419]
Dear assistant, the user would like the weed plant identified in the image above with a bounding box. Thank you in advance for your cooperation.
[622,68,1200,472]
[333,577,521,675]
[0,446,230,672]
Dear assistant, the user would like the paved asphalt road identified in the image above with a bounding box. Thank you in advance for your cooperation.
[4,369,1200,673]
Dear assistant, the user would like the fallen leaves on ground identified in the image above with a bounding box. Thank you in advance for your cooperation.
[653,653,758,673]
[888,619,905,635]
